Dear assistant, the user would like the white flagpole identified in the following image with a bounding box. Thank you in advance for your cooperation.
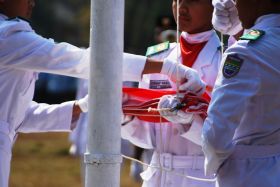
[85,0,124,186]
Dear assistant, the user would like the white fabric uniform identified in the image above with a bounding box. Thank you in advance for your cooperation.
[122,30,221,187]
[0,14,147,187]
[69,80,89,156]
[202,14,280,187]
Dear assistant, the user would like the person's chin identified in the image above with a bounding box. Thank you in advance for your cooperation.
[179,24,193,33]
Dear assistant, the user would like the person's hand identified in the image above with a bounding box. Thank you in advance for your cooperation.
[161,59,206,95]
[212,0,242,35]
[158,95,194,124]
[76,94,88,112]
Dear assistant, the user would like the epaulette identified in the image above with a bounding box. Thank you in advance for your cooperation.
[145,41,169,57]
[6,16,30,23]
[239,29,265,41]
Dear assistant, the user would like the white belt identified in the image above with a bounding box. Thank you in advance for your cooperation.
[230,144,280,159]
[151,152,204,170]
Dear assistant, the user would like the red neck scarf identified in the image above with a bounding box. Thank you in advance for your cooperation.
[180,35,207,68]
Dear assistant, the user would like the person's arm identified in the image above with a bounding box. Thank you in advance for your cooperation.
[17,101,75,133]
[17,94,88,133]
[212,0,243,36]
[202,47,259,175]
[1,32,90,78]
[142,58,163,74]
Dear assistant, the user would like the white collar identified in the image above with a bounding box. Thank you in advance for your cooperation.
[181,30,214,44]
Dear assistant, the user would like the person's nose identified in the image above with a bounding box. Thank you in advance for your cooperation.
[178,0,189,15]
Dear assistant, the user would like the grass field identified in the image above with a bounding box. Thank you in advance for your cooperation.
[10,133,141,187]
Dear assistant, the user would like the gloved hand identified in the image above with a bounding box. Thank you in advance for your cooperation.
[158,95,194,124]
[76,94,88,112]
[212,0,243,35]
[161,59,206,95]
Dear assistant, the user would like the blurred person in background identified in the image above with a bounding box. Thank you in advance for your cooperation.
[122,0,222,186]
[154,15,177,43]
[0,0,206,186]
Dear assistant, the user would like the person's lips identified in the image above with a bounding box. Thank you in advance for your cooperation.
[179,15,191,23]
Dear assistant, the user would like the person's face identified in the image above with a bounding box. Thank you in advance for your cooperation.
[0,0,35,19]
[172,0,213,34]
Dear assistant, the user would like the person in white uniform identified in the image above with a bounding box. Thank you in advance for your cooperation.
[201,0,280,186]
[122,0,222,186]
[0,0,207,186]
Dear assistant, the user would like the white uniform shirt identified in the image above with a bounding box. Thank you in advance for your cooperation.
[202,14,280,176]
[122,30,221,187]
[0,13,147,187]
[0,14,147,141]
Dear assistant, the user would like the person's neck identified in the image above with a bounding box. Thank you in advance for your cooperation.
[181,29,213,44]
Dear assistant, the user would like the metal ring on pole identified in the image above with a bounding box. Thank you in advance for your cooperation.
[84,153,123,165]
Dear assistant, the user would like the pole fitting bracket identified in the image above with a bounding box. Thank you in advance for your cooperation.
[84,153,123,165]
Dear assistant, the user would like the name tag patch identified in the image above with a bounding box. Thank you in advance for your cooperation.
[223,55,243,79]
[149,80,172,89]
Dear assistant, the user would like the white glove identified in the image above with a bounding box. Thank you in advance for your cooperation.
[212,0,242,35]
[76,94,88,112]
[158,95,194,124]
[161,59,206,95]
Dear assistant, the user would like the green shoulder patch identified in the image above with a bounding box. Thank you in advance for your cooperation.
[146,41,169,57]
[239,29,265,41]
[222,55,243,79]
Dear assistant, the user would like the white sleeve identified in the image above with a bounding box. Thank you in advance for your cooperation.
[202,46,259,175]
[180,115,204,146]
[17,101,74,133]
[0,29,90,79]
[121,118,155,149]
[123,53,147,81]
[1,20,151,81]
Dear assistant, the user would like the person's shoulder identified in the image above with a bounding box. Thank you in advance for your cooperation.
[239,29,265,42]
[227,29,265,55]
[0,17,33,37]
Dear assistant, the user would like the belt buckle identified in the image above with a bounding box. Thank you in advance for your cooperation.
[161,153,173,171]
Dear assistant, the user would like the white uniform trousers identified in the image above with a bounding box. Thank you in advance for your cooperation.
[217,144,280,187]
[141,152,214,187]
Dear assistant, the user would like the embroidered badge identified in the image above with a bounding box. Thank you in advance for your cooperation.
[146,42,169,57]
[223,55,243,79]
[149,80,172,89]
[239,29,265,41]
